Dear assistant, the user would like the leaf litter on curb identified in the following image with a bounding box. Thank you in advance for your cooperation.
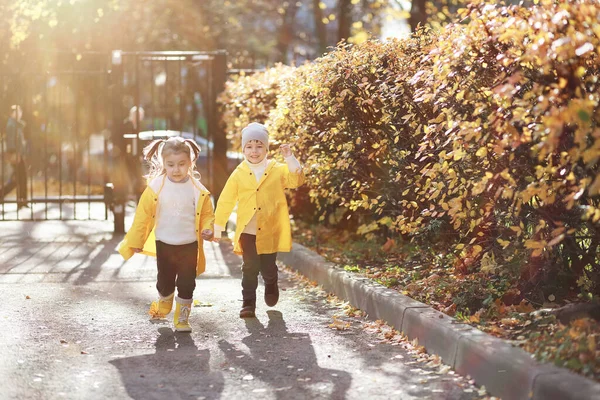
[282,265,496,399]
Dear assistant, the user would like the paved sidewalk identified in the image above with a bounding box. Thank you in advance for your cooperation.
[0,219,488,400]
[279,244,600,400]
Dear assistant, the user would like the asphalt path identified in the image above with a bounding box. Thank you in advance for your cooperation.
[0,219,490,400]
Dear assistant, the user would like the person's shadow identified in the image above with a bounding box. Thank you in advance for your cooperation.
[110,327,224,400]
[219,311,351,399]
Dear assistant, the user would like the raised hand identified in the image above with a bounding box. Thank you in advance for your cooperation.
[279,144,292,158]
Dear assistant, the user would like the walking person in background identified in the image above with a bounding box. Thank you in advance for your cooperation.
[4,105,28,209]
[213,122,305,318]
[118,136,215,332]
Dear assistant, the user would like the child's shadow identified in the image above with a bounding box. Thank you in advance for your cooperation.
[110,327,224,400]
[219,311,351,399]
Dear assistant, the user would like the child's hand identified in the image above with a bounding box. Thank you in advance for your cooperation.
[201,229,213,241]
[132,248,143,253]
[279,144,293,158]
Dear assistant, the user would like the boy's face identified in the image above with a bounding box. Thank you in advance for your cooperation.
[163,152,192,182]
[244,140,267,164]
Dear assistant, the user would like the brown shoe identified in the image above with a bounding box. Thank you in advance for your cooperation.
[239,299,256,318]
[264,283,279,307]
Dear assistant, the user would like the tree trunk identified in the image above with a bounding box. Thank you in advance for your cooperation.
[337,0,352,43]
[277,3,299,64]
[312,0,327,56]
[409,0,427,32]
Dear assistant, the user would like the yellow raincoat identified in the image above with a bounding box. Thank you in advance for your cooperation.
[118,175,215,276]
[215,159,304,255]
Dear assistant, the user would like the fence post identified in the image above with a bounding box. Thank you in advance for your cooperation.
[110,50,125,234]
[211,50,228,202]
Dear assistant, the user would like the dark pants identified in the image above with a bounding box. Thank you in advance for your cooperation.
[15,158,27,203]
[155,241,198,300]
[239,233,278,301]
[4,156,27,203]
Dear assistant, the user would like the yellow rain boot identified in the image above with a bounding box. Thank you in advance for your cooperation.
[173,296,193,332]
[148,292,174,319]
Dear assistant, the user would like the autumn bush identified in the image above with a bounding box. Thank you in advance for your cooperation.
[218,64,296,150]
[219,0,600,303]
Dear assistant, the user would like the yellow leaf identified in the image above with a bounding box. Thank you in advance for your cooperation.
[547,234,565,247]
[475,147,488,157]
[524,240,546,249]
[453,149,465,161]
[497,238,510,248]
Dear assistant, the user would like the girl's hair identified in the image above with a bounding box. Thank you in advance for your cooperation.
[142,136,202,180]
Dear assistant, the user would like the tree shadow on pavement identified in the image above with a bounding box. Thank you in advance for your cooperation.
[0,226,127,285]
[110,327,224,400]
[218,310,352,400]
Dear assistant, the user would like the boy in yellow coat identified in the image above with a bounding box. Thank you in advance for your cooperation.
[213,122,304,318]
[118,137,215,332]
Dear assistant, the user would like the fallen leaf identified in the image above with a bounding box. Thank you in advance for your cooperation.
[193,300,213,307]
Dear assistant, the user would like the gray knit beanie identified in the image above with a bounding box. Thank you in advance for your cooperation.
[241,122,269,149]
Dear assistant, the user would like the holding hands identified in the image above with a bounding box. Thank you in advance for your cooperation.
[201,229,214,241]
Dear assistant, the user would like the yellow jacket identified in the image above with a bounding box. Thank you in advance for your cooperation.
[118,175,215,276]
[215,159,304,255]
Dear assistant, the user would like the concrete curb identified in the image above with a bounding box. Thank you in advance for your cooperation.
[278,243,600,400]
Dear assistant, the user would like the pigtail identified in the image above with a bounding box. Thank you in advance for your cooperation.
[143,139,164,161]
[183,138,203,181]
[183,139,201,161]
[142,139,166,179]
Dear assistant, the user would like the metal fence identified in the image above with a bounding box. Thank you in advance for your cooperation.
[1,50,228,232]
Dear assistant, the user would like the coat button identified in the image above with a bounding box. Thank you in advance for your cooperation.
[258,228,261,230]
[197,213,199,215]
[258,207,261,210]
[256,189,259,192]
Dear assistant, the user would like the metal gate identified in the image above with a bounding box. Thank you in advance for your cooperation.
[1,50,228,232]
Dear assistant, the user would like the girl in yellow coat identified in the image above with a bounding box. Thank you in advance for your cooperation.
[213,122,304,318]
[118,137,215,332]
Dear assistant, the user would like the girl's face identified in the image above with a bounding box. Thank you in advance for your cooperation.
[163,152,192,182]
[244,140,267,164]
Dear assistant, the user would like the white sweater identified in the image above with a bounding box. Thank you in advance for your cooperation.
[155,177,197,245]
